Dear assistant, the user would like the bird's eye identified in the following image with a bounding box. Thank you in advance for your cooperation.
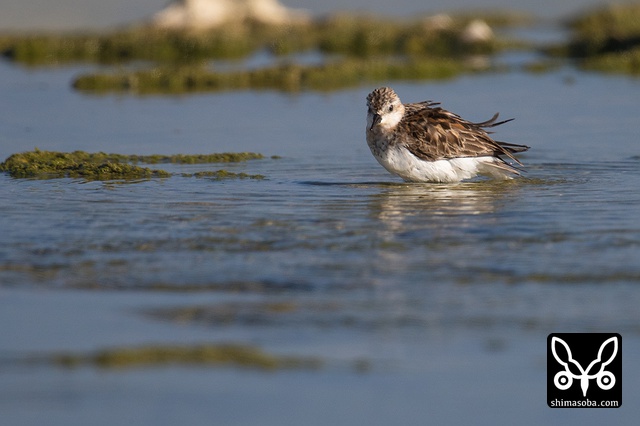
[388,105,394,112]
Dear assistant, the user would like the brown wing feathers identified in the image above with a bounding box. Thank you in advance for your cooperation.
[399,106,528,166]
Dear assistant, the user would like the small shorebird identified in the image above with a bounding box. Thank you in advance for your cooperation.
[366,87,529,183]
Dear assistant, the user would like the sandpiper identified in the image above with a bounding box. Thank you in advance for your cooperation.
[366,87,529,183]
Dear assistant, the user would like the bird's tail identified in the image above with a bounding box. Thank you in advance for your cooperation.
[474,113,529,170]
[497,141,530,154]
[473,112,514,128]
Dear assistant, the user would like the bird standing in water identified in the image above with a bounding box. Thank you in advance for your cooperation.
[366,87,529,183]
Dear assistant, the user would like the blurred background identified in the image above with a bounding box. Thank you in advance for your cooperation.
[0,0,605,30]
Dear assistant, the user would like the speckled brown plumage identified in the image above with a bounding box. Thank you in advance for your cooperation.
[365,87,529,182]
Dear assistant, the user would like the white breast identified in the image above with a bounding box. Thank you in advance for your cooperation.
[371,144,509,183]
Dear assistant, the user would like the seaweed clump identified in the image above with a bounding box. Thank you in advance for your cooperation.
[73,58,464,95]
[129,152,264,163]
[0,13,526,66]
[53,343,322,370]
[0,12,535,93]
[0,149,267,180]
[0,26,258,66]
[0,149,171,180]
[549,3,640,75]
[188,170,265,180]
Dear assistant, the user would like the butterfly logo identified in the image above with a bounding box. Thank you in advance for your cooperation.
[551,336,618,397]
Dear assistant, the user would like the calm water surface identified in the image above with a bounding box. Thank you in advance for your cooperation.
[1,58,640,425]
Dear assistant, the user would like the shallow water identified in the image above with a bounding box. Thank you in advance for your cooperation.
[1,57,640,424]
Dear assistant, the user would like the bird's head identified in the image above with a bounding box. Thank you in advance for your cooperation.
[366,87,405,132]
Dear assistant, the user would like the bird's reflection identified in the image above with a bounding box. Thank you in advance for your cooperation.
[368,180,521,236]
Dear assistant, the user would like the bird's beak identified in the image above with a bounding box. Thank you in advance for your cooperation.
[370,113,382,130]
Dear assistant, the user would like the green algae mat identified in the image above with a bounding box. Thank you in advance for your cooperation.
[0,12,531,94]
[5,4,640,85]
[0,149,267,180]
[51,343,322,370]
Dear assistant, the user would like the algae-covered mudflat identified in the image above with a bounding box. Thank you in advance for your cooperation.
[1,12,527,65]
[49,343,322,370]
[72,58,467,94]
[0,149,268,180]
[1,11,531,94]
[5,4,640,96]
[545,3,640,75]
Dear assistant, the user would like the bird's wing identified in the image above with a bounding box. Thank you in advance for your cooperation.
[398,106,526,165]
[404,100,440,114]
